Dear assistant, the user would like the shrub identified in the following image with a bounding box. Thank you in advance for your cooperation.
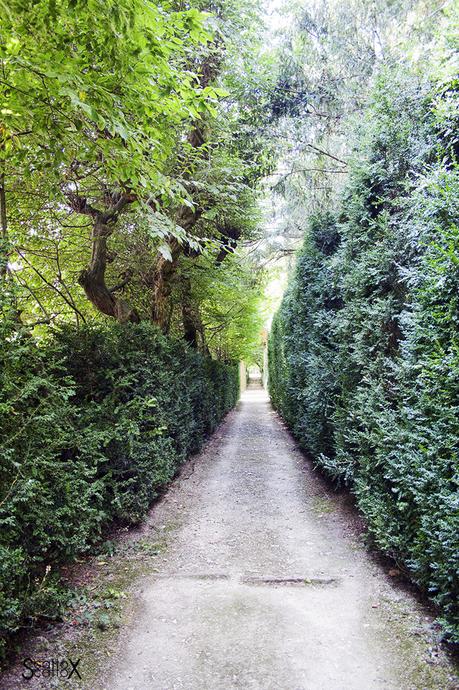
[268,68,459,641]
[0,321,238,658]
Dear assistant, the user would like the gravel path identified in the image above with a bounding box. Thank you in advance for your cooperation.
[100,386,457,690]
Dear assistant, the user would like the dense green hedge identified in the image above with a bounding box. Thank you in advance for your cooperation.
[0,321,238,658]
[269,67,459,641]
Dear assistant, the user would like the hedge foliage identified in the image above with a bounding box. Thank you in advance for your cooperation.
[0,320,238,658]
[269,66,459,641]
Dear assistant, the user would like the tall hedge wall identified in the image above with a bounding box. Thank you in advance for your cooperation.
[0,321,239,658]
[269,68,459,642]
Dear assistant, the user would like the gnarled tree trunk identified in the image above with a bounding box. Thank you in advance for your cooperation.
[180,273,201,348]
[69,192,139,323]
[79,217,139,323]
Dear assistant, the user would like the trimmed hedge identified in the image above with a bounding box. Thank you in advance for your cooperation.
[0,321,238,658]
[269,68,459,641]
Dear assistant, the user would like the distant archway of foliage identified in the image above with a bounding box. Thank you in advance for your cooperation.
[269,6,459,642]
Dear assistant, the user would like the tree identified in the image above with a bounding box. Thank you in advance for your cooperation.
[1,0,216,322]
[1,0,275,362]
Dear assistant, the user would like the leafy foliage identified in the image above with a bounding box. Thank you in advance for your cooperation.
[0,0,271,360]
[1,0,213,196]
[175,252,267,363]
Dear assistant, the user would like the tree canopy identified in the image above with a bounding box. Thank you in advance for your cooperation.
[1,0,276,358]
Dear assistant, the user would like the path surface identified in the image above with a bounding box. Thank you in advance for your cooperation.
[102,386,456,690]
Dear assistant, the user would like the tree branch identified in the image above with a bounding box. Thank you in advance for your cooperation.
[16,249,87,323]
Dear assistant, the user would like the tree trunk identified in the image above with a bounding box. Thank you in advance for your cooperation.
[151,237,182,330]
[181,274,199,347]
[76,200,139,323]
[151,204,202,330]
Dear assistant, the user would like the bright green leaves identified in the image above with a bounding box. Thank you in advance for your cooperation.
[0,0,215,200]
[0,0,238,329]
[1,0,271,363]
[181,250,267,363]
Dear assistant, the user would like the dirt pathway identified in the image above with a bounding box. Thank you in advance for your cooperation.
[94,385,456,690]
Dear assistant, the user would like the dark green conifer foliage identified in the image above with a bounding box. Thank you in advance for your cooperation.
[269,66,459,642]
[0,318,238,658]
